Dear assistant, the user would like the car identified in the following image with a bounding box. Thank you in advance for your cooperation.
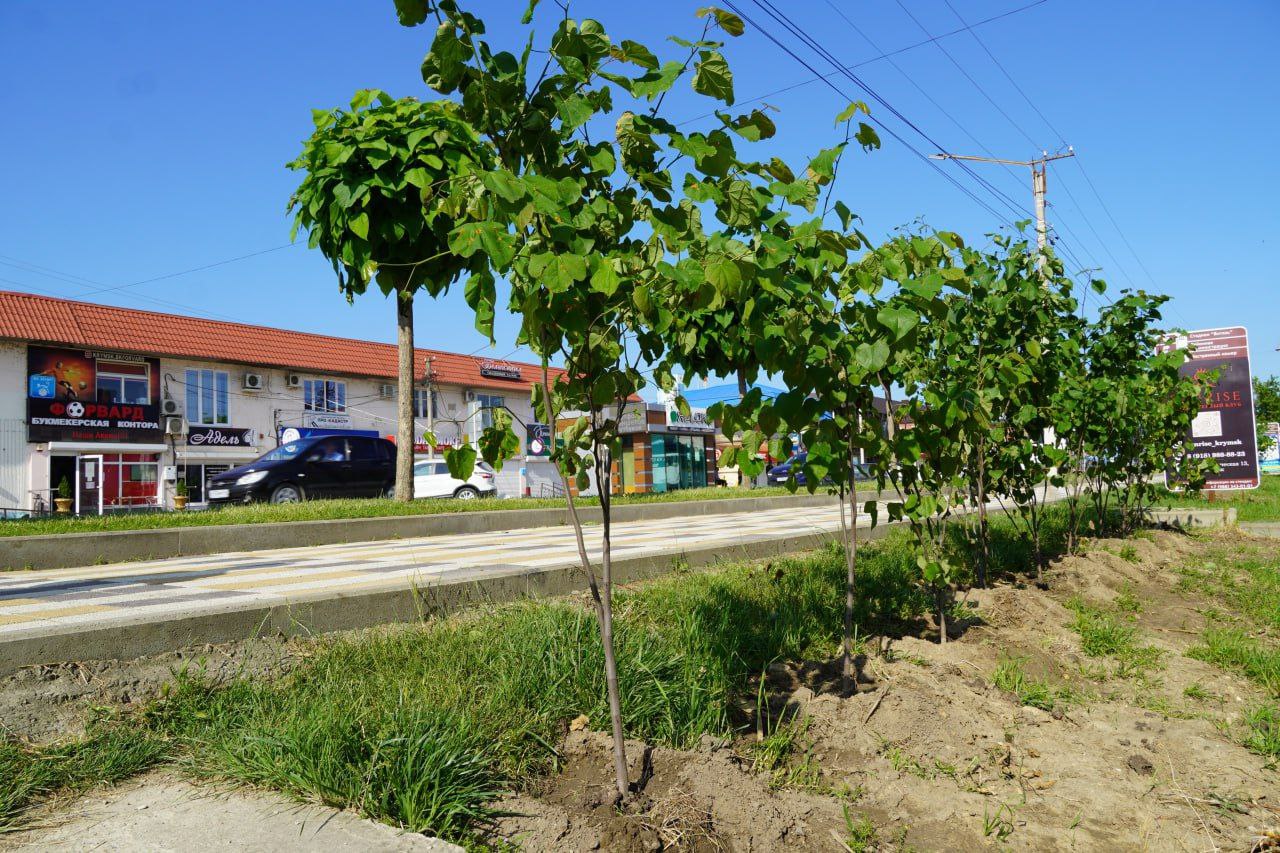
[206,435,396,505]
[412,458,497,499]
[766,452,875,487]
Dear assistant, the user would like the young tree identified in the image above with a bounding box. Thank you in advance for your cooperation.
[288,94,491,500]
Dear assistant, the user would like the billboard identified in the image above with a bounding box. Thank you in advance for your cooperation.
[1171,327,1259,491]
[1261,422,1280,473]
[27,346,162,443]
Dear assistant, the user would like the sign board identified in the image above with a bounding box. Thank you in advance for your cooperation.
[27,346,162,443]
[279,426,378,444]
[302,411,353,430]
[526,422,551,457]
[664,402,716,434]
[1171,327,1259,491]
[187,425,255,448]
[478,359,522,381]
[1261,422,1280,473]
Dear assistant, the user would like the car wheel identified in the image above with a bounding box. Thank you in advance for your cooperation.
[454,485,480,500]
[382,484,395,499]
[270,484,303,504]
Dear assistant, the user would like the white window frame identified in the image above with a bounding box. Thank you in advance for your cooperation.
[475,393,505,433]
[184,369,230,425]
[96,362,151,405]
[304,378,347,413]
[413,388,440,419]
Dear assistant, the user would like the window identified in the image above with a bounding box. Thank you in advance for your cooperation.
[413,388,440,419]
[349,437,388,462]
[308,438,348,462]
[102,453,159,507]
[476,393,504,432]
[184,369,229,424]
[96,361,150,405]
[179,463,230,504]
[304,379,346,412]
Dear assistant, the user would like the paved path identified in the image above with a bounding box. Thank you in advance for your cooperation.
[0,503,856,644]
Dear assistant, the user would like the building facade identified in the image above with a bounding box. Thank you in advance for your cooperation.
[0,291,564,513]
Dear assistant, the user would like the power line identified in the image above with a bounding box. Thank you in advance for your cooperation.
[677,0,1052,128]
[725,0,1028,226]
[75,242,300,298]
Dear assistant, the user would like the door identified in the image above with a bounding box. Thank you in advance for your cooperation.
[348,438,391,496]
[77,455,104,516]
[300,437,350,498]
[414,461,453,497]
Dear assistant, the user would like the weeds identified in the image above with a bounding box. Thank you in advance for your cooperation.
[1067,597,1162,678]
[1114,583,1142,615]
[982,801,1017,841]
[1188,628,1280,697]
[992,655,1071,712]
[1241,705,1280,759]
[1118,544,1140,563]
[842,805,879,852]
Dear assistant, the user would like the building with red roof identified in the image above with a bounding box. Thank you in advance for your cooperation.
[0,290,567,511]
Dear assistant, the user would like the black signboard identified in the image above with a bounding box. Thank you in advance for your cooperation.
[479,359,522,380]
[526,422,551,457]
[27,346,162,443]
[187,425,255,448]
[1175,327,1259,491]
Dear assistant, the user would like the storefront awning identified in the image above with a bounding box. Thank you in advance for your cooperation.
[44,442,169,454]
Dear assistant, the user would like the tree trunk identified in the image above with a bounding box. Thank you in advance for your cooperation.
[842,432,859,695]
[975,442,989,588]
[394,290,415,502]
[937,586,948,644]
[596,446,630,802]
[738,372,752,489]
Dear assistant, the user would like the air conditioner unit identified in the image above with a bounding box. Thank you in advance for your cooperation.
[243,373,264,391]
[164,416,185,435]
[379,383,395,399]
[464,390,476,402]
[160,398,182,417]
[285,373,302,389]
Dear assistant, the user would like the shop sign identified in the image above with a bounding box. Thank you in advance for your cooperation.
[478,359,522,380]
[187,425,255,447]
[1168,327,1259,491]
[280,426,379,444]
[665,404,715,434]
[302,411,353,430]
[526,422,551,457]
[616,402,649,434]
[27,345,162,443]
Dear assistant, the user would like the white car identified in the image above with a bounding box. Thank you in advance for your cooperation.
[412,459,498,499]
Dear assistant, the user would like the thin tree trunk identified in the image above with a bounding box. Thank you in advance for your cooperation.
[842,431,859,695]
[394,290,415,501]
[937,586,948,644]
[975,440,989,588]
[738,372,752,489]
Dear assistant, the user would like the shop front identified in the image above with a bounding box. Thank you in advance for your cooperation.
[177,425,259,505]
[614,403,717,494]
[27,345,166,513]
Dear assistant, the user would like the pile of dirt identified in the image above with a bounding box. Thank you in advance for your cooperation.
[494,530,1280,851]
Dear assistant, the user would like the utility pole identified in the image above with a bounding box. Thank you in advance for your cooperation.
[930,148,1075,258]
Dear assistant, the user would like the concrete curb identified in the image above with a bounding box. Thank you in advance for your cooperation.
[0,492,870,573]
[1240,522,1280,538]
[1146,507,1237,529]
[0,522,892,673]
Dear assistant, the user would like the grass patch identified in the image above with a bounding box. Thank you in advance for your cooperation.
[0,486,801,539]
[1155,475,1280,522]
[992,655,1073,712]
[0,724,164,833]
[1066,597,1162,678]
[1242,705,1280,759]
[1188,628,1280,697]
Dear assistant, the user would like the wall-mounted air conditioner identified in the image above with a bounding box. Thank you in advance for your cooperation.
[164,416,186,435]
[161,398,182,416]
[285,373,302,389]
[243,373,264,391]
[464,390,476,402]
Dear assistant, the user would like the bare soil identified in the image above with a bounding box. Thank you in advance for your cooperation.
[493,530,1280,852]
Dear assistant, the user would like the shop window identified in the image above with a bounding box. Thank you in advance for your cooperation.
[413,388,440,419]
[96,361,150,405]
[179,463,230,504]
[476,393,504,431]
[101,453,159,508]
[184,369,230,424]
[648,434,706,493]
[304,379,346,412]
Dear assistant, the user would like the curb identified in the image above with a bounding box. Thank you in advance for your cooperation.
[0,492,874,573]
[0,522,894,674]
[1146,507,1237,529]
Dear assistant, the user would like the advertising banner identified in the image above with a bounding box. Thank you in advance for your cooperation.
[27,346,162,443]
[526,422,551,457]
[1261,422,1280,473]
[1171,327,1259,491]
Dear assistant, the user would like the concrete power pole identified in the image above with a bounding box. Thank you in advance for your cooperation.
[931,148,1075,258]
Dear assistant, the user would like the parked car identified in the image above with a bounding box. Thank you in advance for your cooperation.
[207,435,396,505]
[413,458,497,499]
[766,452,874,487]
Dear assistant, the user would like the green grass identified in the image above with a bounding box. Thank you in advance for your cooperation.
[1242,705,1280,758]
[992,655,1074,712]
[2,535,927,842]
[0,486,800,539]
[1188,628,1280,697]
[0,724,165,833]
[1154,474,1280,522]
[1066,597,1162,678]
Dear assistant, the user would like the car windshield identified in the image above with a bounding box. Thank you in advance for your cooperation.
[252,441,310,463]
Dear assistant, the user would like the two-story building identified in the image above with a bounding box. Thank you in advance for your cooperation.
[0,290,566,513]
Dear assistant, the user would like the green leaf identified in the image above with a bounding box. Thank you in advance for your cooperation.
[876,305,918,341]
[393,0,430,26]
[854,122,881,151]
[556,94,594,130]
[349,212,369,240]
[611,39,659,69]
[443,444,477,482]
[480,170,525,203]
[590,261,621,296]
[521,0,541,24]
[834,100,869,124]
[704,255,741,292]
[692,50,734,105]
[538,253,588,292]
[696,6,746,36]
[854,338,890,373]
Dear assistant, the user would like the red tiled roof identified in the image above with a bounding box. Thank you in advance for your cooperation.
[0,290,566,392]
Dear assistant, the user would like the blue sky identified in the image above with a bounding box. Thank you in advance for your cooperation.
[1,0,1277,385]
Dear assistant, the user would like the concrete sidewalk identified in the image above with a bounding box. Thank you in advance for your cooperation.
[0,500,861,672]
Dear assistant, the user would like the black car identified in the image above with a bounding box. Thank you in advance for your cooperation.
[767,452,874,487]
[206,435,396,504]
